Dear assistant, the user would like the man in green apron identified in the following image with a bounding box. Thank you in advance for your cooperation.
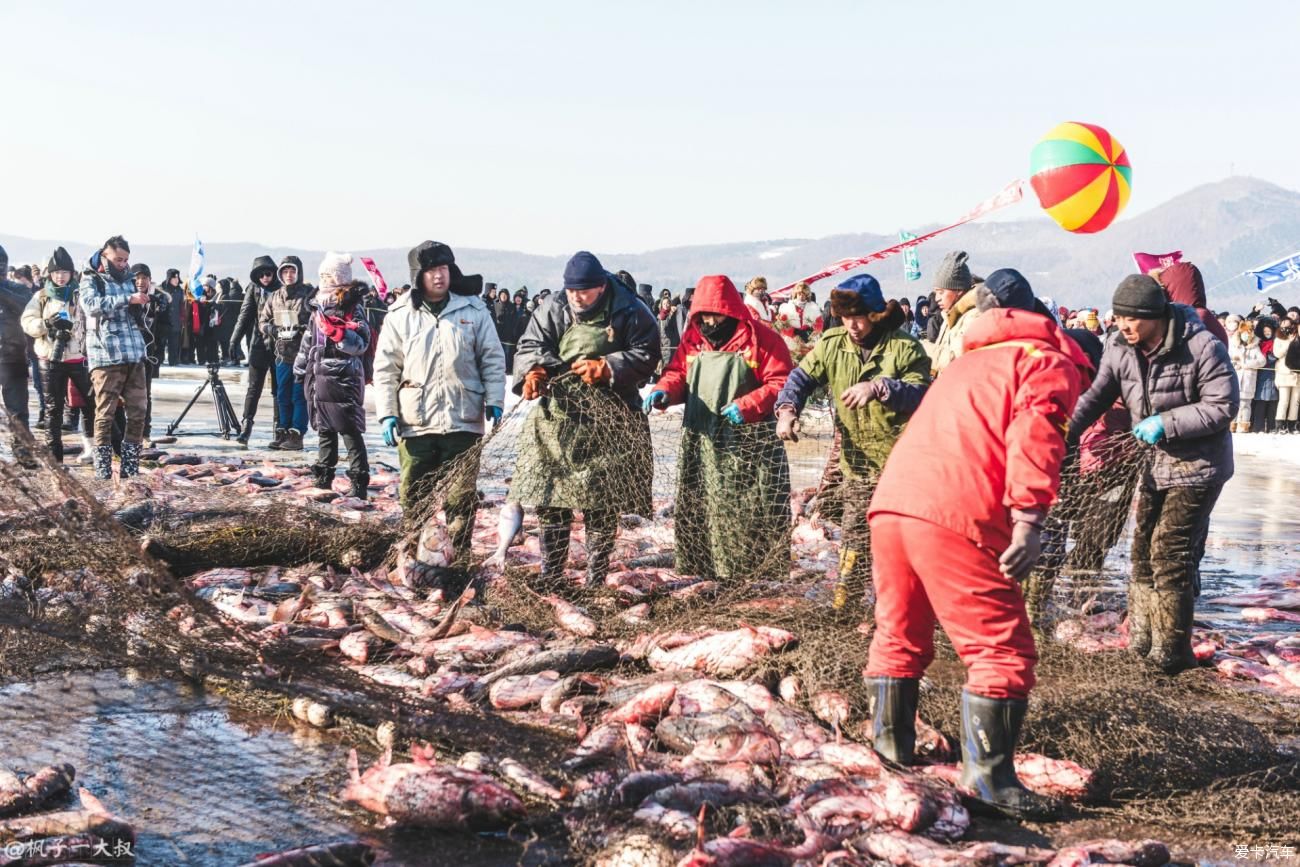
[511,251,661,586]
[645,275,795,583]
[775,274,931,611]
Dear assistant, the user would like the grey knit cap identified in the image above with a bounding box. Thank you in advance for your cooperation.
[933,250,973,292]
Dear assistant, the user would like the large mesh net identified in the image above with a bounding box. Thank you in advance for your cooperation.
[0,375,1297,866]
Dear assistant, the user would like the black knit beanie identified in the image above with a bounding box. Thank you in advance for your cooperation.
[1112,274,1169,320]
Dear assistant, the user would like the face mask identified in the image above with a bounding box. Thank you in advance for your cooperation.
[699,315,738,346]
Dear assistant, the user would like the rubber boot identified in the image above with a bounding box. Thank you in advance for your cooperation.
[539,522,571,585]
[959,691,1063,821]
[236,418,253,448]
[1146,585,1197,674]
[78,435,95,465]
[119,441,142,478]
[46,427,64,464]
[1126,582,1153,658]
[347,470,370,501]
[93,445,113,481]
[310,464,334,489]
[586,522,616,586]
[267,428,287,450]
[865,676,919,766]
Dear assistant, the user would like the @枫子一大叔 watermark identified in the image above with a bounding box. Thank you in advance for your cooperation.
[3,838,135,860]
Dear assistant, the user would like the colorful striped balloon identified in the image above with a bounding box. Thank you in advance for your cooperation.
[1030,122,1132,234]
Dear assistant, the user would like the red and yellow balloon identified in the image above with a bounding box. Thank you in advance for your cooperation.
[1030,122,1131,234]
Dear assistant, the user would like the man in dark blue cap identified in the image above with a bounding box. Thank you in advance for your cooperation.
[509,251,661,586]
[774,273,930,612]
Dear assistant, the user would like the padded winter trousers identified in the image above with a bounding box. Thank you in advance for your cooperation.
[91,363,147,448]
[866,512,1037,700]
[1130,483,1222,597]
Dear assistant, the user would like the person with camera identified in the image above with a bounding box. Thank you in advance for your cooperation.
[258,255,313,450]
[229,256,280,447]
[21,247,95,463]
[129,263,170,446]
[81,236,150,479]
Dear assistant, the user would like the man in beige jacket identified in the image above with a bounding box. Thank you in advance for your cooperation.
[929,250,981,376]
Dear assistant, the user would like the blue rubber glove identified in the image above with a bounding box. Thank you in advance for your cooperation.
[1133,414,1165,445]
[486,405,503,429]
[642,390,668,414]
[721,402,745,425]
[381,416,399,447]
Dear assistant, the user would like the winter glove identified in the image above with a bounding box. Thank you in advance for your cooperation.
[381,416,399,448]
[571,357,612,386]
[1133,414,1166,445]
[521,366,549,400]
[775,407,800,443]
[720,402,745,425]
[642,390,668,414]
[45,314,73,333]
[486,405,503,430]
[320,315,349,343]
[1000,512,1044,582]
[839,378,890,410]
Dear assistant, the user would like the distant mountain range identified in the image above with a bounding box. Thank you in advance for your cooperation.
[5,176,1300,312]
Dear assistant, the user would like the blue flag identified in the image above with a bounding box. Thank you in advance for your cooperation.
[188,236,205,293]
[1247,251,1300,291]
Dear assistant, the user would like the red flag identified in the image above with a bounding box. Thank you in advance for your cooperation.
[359,256,389,300]
[1132,250,1182,274]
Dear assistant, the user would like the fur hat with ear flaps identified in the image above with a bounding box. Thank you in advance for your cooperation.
[830,273,906,332]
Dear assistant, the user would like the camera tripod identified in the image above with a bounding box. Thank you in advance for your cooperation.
[166,363,242,439]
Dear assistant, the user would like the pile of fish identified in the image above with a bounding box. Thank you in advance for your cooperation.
[133,451,405,521]
[0,762,136,865]
[1053,569,1300,698]
[159,492,1181,867]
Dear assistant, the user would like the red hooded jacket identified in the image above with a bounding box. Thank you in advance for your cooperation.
[869,308,1093,552]
[654,275,794,422]
[1158,262,1229,345]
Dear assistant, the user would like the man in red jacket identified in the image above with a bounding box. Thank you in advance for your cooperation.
[646,275,794,582]
[863,269,1092,820]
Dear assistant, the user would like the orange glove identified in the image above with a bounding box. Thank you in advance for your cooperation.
[522,366,549,400]
[571,357,611,386]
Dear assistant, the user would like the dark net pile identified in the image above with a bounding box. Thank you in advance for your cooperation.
[1,378,1297,864]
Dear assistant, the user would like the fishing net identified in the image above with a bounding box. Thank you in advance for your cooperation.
[0,371,1297,865]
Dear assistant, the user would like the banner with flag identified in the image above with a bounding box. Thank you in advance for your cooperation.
[1247,251,1300,292]
[1132,250,1182,274]
[359,256,390,301]
[900,231,921,281]
[771,179,1024,300]
[188,236,205,294]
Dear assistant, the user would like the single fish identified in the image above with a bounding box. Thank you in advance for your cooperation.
[341,748,524,830]
[478,643,619,687]
[0,763,75,818]
[483,501,524,569]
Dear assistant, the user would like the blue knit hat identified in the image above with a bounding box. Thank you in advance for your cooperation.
[982,268,1035,312]
[563,251,607,290]
[832,273,886,315]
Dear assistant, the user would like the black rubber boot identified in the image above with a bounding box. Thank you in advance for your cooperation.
[267,428,287,450]
[539,521,571,584]
[119,441,142,478]
[959,691,1063,821]
[585,522,616,586]
[93,445,113,481]
[1146,586,1197,674]
[865,676,919,766]
[236,418,253,448]
[347,471,370,500]
[1127,582,1153,658]
[311,464,334,489]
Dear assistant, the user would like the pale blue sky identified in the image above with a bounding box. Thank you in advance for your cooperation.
[4,0,1296,253]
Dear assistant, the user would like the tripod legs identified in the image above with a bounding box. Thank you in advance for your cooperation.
[167,371,241,438]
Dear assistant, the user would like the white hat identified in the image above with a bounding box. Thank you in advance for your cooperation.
[318,252,353,291]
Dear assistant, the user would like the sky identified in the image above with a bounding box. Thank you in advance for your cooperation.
[4,0,1298,255]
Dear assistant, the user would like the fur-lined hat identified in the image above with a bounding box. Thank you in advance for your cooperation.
[830,273,906,332]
